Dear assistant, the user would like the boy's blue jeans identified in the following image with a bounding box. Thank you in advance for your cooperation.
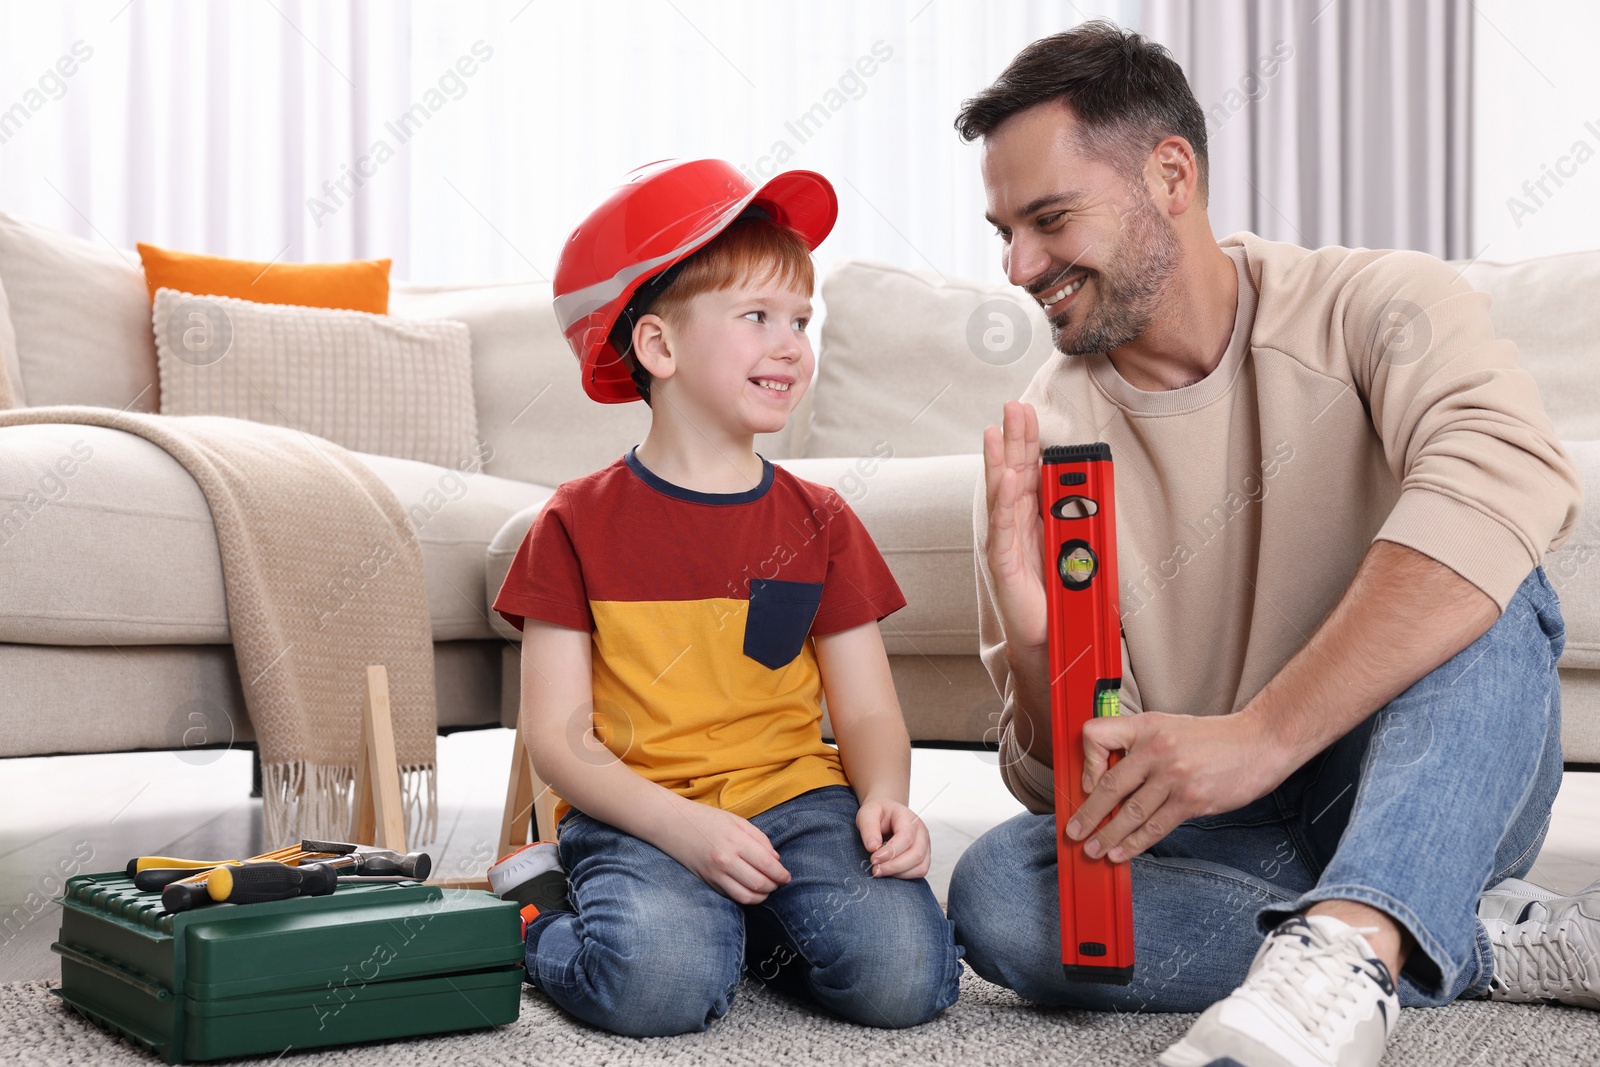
[527,784,964,1036]
[949,564,1567,1012]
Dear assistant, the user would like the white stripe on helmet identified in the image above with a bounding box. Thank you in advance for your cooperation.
[551,197,753,333]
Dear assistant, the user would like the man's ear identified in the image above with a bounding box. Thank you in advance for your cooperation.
[1150,135,1200,215]
[631,313,676,380]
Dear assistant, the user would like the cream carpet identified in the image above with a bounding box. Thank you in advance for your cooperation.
[5,967,1598,1065]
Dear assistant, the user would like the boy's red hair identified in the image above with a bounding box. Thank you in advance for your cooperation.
[650,215,815,324]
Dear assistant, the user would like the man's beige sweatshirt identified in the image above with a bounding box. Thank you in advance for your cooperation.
[974,231,1584,814]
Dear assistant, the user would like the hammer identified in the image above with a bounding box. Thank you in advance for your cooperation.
[298,840,433,878]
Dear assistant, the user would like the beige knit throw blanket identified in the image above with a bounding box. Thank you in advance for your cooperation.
[0,406,438,846]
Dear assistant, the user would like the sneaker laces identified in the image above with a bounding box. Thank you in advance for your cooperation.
[1251,923,1385,1043]
[1495,919,1594,999]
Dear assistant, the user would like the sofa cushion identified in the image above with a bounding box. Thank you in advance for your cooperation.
[0,641,503,758]
[778,453,985,657]
[0,423,549,645]
[153,287,481,470]
[1454,249,1600,441]
[484,500,546,642]
[0,423,221,644]
[482,451,986,657]
[387,280,653,489]
[356,450,554,640]
[0,271,22,408]
[805,259,1056,458]
[1546,440,1600,671]
[0,211,157,412]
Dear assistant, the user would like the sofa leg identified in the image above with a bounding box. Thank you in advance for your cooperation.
[250,747,262,799]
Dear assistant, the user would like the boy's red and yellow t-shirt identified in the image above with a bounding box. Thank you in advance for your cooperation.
[492,446,906,822]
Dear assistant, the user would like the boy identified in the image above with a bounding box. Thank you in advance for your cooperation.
[489,159,964,1038]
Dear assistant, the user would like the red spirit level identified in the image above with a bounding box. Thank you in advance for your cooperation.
[1041,442,1134,984]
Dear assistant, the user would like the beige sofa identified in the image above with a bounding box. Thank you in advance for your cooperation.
[2,210,1598,771]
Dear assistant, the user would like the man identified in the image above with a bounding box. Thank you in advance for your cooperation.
[945,20,1596,1067]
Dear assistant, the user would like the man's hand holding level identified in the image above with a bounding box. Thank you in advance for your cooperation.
[1064,709,1296,862]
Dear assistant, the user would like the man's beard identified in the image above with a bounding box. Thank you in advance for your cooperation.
[1048,190,1182,357]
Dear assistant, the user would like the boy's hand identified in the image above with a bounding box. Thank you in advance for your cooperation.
[857,797,931,879]
[660,800,791,905]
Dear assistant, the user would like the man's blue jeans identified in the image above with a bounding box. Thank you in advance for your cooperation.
[948,565,1567,1012]
[527,784,964,1036]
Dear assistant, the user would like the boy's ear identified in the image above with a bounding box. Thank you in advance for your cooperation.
[631,313,675,380]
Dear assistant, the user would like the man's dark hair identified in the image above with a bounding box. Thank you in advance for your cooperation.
[954,20,1208,201]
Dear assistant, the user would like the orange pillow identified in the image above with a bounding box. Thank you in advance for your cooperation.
[136,242,391,314]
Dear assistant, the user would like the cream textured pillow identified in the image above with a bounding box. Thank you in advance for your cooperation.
[388,280,652,489]
[0,271,20,409]
[154,287,479,469]
[0,210,156,411]
[806,259,1057,459]
[1452,248,1600,441]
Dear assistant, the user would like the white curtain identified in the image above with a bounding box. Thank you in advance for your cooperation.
[1140,0,1474,259]
[0,0,1142,288]
[0,0,1471,287]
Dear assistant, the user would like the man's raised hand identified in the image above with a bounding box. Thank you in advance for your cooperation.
[983,400,1049,652]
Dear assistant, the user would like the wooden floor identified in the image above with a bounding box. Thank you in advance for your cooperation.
[3,733,1597,983]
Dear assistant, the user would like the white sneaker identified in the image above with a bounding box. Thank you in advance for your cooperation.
[1479,876,1600,1009]
[1476,875,1558,930]
[1160,915,1399,1067]
[487,841,570,939]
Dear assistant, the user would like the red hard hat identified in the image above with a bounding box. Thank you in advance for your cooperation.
[552,158,838,404]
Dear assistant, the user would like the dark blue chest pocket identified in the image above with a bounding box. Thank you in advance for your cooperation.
[743,578,825,670]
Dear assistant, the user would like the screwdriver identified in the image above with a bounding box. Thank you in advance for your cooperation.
[207,862,420,904]
[160,848,335,912]
[126,844,303,877]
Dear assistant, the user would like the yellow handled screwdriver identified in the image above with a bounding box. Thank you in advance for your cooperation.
[159,848,336,912]
[126,844,304,877]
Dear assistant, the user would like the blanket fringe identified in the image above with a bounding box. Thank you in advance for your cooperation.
[401,762,439,845]
[263,760,438,848]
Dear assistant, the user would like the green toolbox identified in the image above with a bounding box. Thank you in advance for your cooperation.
[52,871,524,1063]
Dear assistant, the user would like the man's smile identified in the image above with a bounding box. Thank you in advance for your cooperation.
[1036,272,1088,314]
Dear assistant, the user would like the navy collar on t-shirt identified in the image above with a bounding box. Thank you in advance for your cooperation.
[624,445,774,505]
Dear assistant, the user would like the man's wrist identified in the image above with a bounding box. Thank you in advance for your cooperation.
[1005,641,1049,708]
[1236,691,1304,771]
[1005,636,1049,669]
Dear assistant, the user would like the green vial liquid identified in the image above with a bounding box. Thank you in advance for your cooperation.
[1095,689,1121,718]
